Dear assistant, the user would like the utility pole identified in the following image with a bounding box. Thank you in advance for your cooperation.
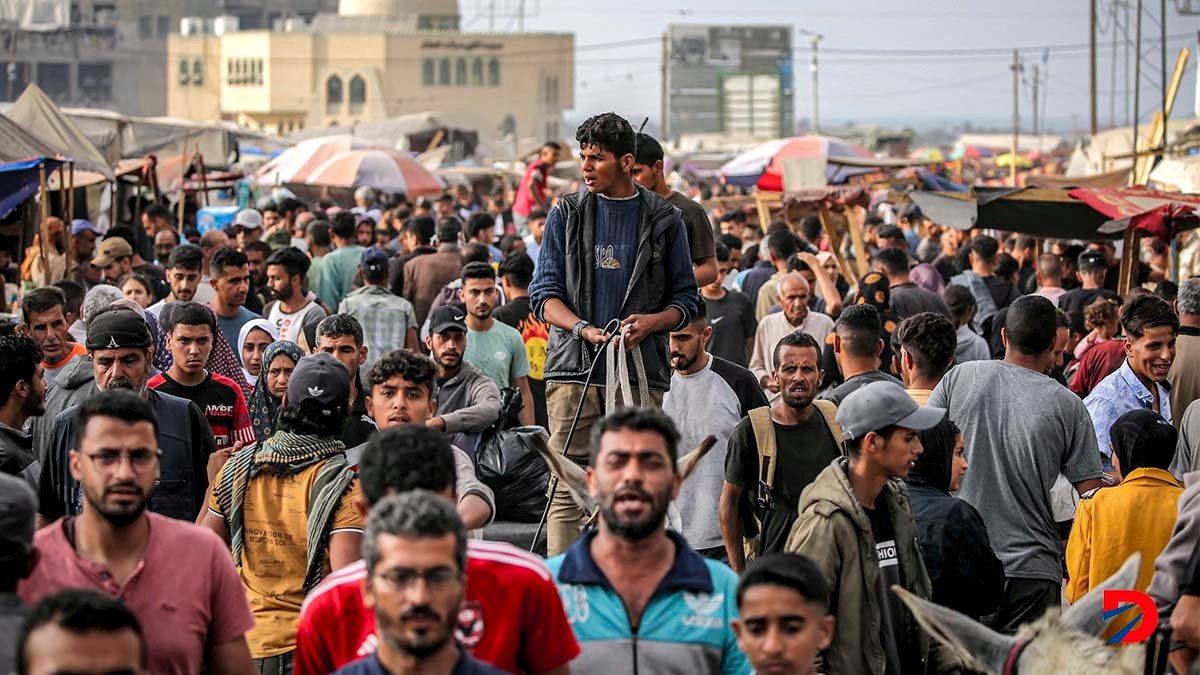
[1032,63,1040,139]
[1011,49,1021,187]
[1133,0,1142,173]
[809,34,822,134]
[489,0,495,31]
[1089,0,1098,135]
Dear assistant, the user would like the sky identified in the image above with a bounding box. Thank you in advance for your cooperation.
[471,0,1200,135]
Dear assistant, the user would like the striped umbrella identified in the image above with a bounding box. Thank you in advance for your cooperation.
[305,148,444,196]
[253,135,380,186]
[720,135,874,190]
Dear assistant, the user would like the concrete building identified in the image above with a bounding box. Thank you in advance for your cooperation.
[661,24,794,142]
[0,0,329,115]
[167,0,574,141]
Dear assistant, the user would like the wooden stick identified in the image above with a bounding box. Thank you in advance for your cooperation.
[37,163,50,286]
[64,162,74,271]
[817,205,856,284]
[844,205,870,278]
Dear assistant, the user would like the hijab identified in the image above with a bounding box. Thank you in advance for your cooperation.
[237,318,280,388]
[906,415,959,494]
[248,340,305,443]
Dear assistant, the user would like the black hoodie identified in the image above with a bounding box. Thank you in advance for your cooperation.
[905,417,1006,619]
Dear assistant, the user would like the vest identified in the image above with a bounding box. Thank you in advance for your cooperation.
[54,390,199,521]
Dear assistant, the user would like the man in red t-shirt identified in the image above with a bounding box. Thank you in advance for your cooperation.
[512,142,561,236]
[295,426,579,675]
[149,301,254,449]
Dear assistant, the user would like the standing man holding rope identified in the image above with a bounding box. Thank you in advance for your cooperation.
[529,112,700,556]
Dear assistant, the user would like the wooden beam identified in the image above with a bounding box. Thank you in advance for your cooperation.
[844,205,870,279]
[37,163,50,286]
[817,205,857,285]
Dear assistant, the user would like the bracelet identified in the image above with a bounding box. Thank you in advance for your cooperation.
[571,320,590,341]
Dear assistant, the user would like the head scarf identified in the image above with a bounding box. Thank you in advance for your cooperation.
[155,302,251,394]
[248,340,305,443]
[821,272,901,387]
[1110,409,1178,475]
[906,415,959,494]
[910,262,946,296]
[237,318,280,388]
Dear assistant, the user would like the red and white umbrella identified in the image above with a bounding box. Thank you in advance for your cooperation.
[306,148,444,196]
[254,135,380,186]
[719,135,874,190]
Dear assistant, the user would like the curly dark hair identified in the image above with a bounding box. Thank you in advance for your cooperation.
[368,349,437,396]
[575,112,636,159]
[895,312,957,378]
[359,426,456,507]
[316,313,364,347]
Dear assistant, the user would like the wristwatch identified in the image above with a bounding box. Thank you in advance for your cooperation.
[571,320,590,341]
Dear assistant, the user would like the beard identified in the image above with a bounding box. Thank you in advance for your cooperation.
[84,482,148,528]
[270,284,294,302]
[669,351,697,372]
[598,484,671,541]
[377,603,456,659]
[780,382,816,410]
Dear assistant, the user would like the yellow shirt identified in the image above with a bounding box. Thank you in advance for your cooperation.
[906,388,934,406]
[1065,467,1183,603]
[209,461,363,658]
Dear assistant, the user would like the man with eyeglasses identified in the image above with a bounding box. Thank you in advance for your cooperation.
[18,390,257,675]
[37,306,218,525]
[330,491,507,675]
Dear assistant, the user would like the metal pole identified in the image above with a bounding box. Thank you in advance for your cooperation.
[1133,0,1142,182]
[1032,63,1040,140]
[809,35,822,134]
[1090,0,1099,135]
[1011,49,1020,187]
[37,163,50,286]
[1162,0,1169,147]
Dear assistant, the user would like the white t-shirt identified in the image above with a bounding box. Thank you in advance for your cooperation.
[268,301,326,344]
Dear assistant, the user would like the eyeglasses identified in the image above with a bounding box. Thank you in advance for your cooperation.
[373,566,460,591]
[82,449,162,470]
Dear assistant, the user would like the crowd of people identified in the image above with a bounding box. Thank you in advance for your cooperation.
[1,110,1199,675]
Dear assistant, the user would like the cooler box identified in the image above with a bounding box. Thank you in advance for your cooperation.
[196,206,239,235]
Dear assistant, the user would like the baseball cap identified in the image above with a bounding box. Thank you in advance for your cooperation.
[898,202,924,222]
[361,246,389,274]
[286,352,351,416]
[234,209,264,230]
[0,474,36,560]
[71,219,99,236]
[1077,248,1108,271]
[428,306,467,334]
[90,237,133,268]
[836,380,946,441]
[85,307,152,351]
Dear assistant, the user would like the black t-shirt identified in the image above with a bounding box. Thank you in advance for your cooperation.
[493,296,549,427]
[982,274,1020,310]
[725,408,841,555]
[865,497,910,675]
[667,191,717,262]
[1057,287,1122,332]
[1103,261,1151,293]
[148,371,245,449]
[704,289,757,367]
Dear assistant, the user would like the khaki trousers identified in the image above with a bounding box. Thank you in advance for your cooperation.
[544,381,664,556]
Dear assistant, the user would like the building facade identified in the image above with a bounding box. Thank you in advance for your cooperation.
[168,0,574,141]
[661,24,794,142]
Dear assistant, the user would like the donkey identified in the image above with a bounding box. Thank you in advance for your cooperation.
[894,554,1153,675]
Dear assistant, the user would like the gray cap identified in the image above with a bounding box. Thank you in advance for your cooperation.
[235,208,264,230]
[0,474,37,560]
[835,380,946,441]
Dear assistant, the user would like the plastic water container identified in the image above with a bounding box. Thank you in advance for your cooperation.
[196,205,239,235]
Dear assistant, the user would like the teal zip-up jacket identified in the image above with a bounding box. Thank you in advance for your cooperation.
[546,529,750,675]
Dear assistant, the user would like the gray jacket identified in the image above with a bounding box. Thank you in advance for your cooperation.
[1173,399,1200,478]
[1149,470,1200,619]
[30,356,97,471]
[434,362,501,452]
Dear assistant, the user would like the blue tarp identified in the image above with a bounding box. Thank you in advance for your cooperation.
[0,157,63,219]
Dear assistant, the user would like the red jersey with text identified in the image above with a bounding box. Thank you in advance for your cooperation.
[294,539,579,675]
[148,371,254,449]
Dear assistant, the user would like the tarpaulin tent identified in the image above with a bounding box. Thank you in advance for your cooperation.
[287,111,479,160]
[0,157,63,218]
[0,114,60,163]
[719,136,876,189]
[4,83,112,178]
[909,186,1200,241]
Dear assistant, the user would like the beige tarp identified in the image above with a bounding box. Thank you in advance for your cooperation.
[5,83,112,178]
[0,113,60,162]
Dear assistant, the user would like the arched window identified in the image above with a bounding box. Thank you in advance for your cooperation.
[422,58,434,86]
[438,58,451,85]
[325,75,343,113]
[471,58,483,86]
[349,75,366,112]
[178,59,190,85]
[487,58,500,86]
[455,58,467,86]
[191,58,204,85]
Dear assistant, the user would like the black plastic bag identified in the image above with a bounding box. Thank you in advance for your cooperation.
[475,425,551,523]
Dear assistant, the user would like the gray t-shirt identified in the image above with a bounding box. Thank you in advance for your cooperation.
[928,360,1103,582]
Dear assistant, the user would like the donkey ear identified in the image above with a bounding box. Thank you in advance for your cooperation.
[1061,552,1142,636]
[893,586,1016,675]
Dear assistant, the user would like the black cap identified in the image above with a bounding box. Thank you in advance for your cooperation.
[85,308,152,351]
[1078,248,1108,271]
[286,352,351,416]
[428,306,467,334]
